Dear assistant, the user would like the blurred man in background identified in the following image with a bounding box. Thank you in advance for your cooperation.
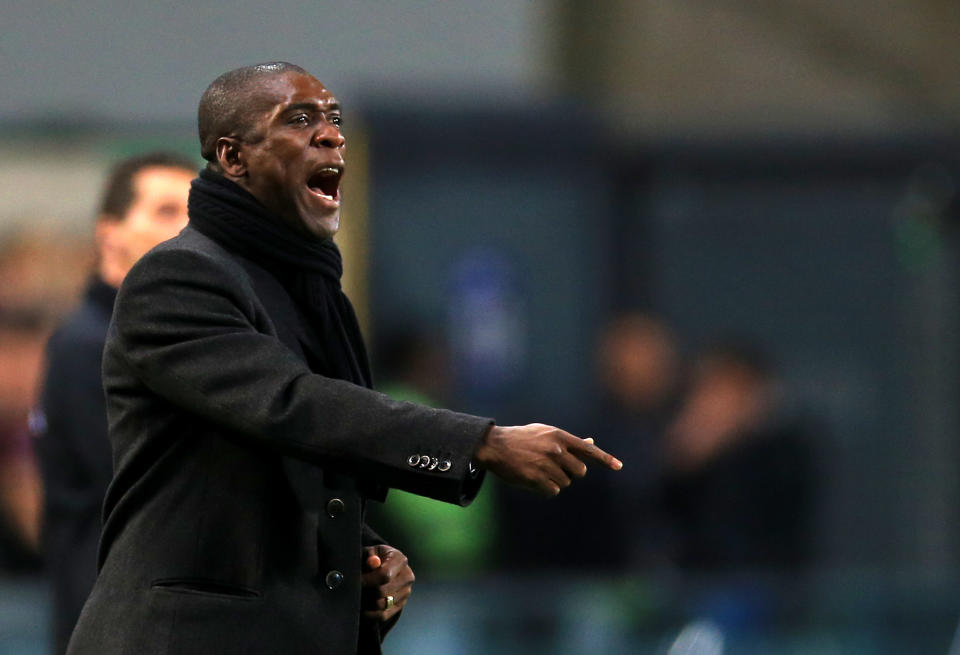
[33,152,195,655]
[497,313,680,572]
[660,340,817,572]
[594,313,680,568]
[0,305,47,573]
[0,230,92,575]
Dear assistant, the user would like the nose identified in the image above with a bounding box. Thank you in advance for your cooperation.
[312,121,345,149]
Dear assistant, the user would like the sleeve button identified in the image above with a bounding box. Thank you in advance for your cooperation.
[407,454,421,467]
[437,459,452,472]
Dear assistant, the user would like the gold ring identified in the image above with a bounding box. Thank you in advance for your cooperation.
[385,595,395,610]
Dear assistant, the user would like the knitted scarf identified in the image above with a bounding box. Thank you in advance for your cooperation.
[187,167,371,389]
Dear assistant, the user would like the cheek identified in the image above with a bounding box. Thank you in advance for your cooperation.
[125,215,187,255]
[256,160,300,207]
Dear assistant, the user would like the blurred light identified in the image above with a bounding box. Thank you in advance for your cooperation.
[667,619,725,655]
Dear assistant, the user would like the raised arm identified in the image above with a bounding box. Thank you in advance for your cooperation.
[108,243,490,505]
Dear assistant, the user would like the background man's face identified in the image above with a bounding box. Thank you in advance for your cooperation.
[240,73,346,241]
[99,165,193,281]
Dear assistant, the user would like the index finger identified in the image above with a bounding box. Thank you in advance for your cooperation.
[565,435,622,470]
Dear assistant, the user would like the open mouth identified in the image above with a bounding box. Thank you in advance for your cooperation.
[307,166,343,201]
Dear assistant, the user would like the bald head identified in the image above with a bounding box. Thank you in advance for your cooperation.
[197,62,309,164]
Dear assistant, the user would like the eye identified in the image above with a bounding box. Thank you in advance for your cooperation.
[154,203,182,220]
[289,113,310,127]
[328,113,342,128]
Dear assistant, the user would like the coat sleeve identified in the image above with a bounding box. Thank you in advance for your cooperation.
[109,244,490,506]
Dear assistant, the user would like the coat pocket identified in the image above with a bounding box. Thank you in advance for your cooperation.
[150,577,262,600]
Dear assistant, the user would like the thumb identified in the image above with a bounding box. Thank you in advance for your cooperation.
[366,554,382,570]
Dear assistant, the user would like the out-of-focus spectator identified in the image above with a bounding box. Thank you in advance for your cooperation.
[0,227,88,573]
[32,152,194,655]
[497,312,680,572]
[0,230,91,315]
[660,340,817,573]
[594,313,681,568]
[597,313,680,421]
[366,326,497,578]
[0,305,47,571]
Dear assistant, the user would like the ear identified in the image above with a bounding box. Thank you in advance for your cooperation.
[215,137,246,177]
[95,217,128,287]
[95,216,120,251]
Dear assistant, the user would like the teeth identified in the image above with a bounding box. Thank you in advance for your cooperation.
[308,167,341,202]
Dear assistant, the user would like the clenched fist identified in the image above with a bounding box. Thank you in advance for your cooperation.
[361,545,414,623]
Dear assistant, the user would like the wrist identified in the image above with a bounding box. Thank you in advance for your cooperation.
[472,424,499,470]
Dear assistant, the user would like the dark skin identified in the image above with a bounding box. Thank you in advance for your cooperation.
[213,69,624,620]
[361,545,414,622]
[215,72,346,241]
[474,427,621,496]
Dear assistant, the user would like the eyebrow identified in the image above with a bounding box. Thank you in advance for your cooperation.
[282,101,341,115]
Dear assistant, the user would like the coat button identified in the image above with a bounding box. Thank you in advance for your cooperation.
[325,570,344,589]
[326,498,345,517]
[407,454,421,467]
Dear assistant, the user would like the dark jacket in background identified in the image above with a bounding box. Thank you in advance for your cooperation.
[661,424,816,572]
[35,277,117,655]
[67,227,491,655]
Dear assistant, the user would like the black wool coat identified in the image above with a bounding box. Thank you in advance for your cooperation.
[67,226,491,655]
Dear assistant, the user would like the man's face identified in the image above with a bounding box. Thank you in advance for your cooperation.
[98,165,193,285]
[239,73,346,240]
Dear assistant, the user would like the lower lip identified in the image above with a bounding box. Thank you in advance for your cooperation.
[307,188,340,209]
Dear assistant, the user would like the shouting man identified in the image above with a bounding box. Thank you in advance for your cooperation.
[67,63,621,655]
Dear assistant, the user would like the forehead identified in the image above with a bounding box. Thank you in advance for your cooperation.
[255,72,337,111]
[129,166,193,201]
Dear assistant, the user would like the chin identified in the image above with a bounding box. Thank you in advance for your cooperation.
[306,214,340,241]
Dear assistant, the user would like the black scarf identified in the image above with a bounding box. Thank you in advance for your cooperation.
[188,168,371,389]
